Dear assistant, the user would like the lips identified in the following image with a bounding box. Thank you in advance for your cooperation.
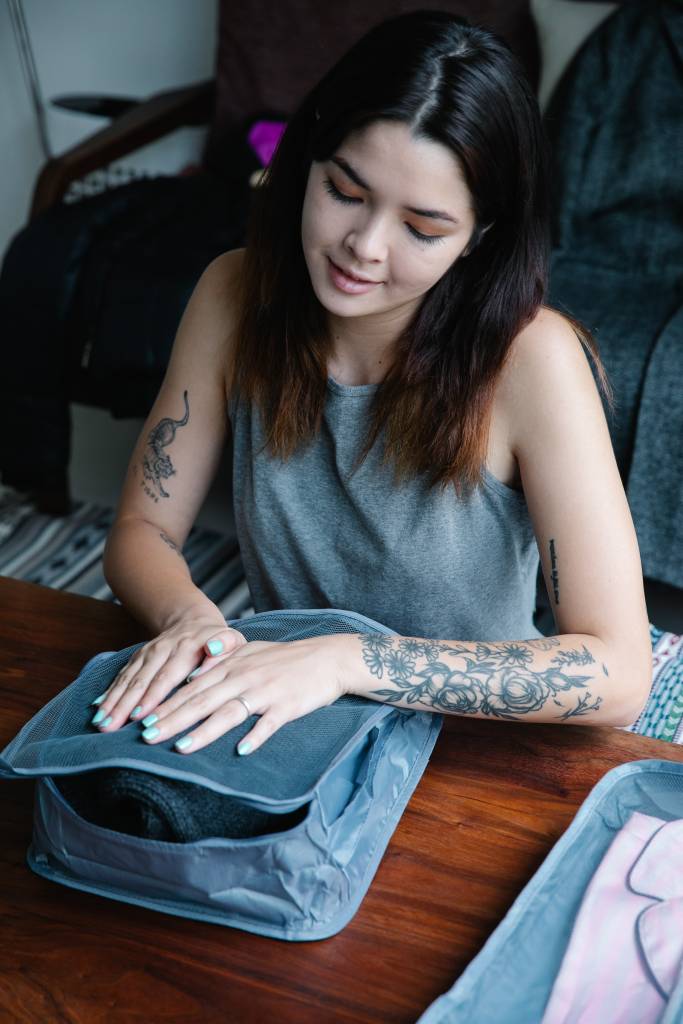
[331,260,377,284]
[326,257,383,295]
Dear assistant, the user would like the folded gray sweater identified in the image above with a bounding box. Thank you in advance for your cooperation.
[56,769,307,842]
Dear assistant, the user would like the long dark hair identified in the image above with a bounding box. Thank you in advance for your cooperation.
[232,10,612,493]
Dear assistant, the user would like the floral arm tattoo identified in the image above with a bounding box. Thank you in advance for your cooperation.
[361,634,607,722]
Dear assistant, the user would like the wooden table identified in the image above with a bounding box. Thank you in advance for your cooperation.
[1,576,680,1023]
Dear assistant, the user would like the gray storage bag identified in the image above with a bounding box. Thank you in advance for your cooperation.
[0,608,441,941]
[417,758,683,1023]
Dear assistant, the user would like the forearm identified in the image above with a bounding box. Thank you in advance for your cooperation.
[103,517,226,634]
[338,631,650,727]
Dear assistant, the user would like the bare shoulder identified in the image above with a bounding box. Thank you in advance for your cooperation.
[502,306,591,384]
[496,305,601,454]
[187,247,245,386]
[199,247,245,325]
[203,247,245,293]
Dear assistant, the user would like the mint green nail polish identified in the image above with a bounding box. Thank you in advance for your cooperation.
[186,668,201,681]
[207,639,223,656]
[91,708,106,725]
[142,726,160,741]
[237,740,252,756]
[130,706,143,719]
[91,693,107,706]
[100,717,113,729]
[141,713,158,728]
[175,736,193,751]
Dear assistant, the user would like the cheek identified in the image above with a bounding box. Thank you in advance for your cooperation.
[399,246,458,291]
[302,193,341,253]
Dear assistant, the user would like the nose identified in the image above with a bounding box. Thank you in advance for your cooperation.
[344,211,388,265]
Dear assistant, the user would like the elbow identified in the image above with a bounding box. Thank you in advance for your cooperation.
[585,631,652,728]
[102,529,119,589]
[101,514,136,586]
[619,683,652,729]
[613,652,654,729]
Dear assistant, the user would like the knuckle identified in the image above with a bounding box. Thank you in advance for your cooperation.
[185,691,209,711]
[124,676,147,692]
[150,668,174,688]
[260,709,286,731]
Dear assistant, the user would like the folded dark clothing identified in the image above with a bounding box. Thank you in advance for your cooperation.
[56,768,307,842]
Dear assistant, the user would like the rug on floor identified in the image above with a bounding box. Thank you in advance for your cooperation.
[1,487,682,743]
[0,488,254,621]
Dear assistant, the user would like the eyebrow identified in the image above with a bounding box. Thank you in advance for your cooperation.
[330,155,459,224]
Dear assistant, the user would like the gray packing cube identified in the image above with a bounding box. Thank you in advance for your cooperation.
[417,758,683,1024]
[0,608,441,941]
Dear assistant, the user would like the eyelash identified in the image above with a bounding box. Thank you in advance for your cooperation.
[322,178,445,246]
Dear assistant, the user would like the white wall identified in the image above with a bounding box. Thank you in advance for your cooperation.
[0,0,217,255]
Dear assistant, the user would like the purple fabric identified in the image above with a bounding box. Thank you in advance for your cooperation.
[248,120,287,166]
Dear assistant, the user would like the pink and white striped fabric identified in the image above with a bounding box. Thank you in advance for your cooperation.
[542,812,683,1023]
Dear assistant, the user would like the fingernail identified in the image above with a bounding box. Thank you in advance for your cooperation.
[175,736,193,752]
[141,713,158,728]
[130,706,143,720]
[91,693,107,706]
[91,708,106,725]
[142,726,160,741]
[186,668,201,681]
[99,717,113,729]
[207,639,223,656]
[237,740,252,756]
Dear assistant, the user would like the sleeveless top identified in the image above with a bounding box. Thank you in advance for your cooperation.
[227,377,543,641]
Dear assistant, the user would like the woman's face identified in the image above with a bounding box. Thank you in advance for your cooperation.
[301,119,477,333]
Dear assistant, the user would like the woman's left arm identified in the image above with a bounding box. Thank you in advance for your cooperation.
[339,309,653,729]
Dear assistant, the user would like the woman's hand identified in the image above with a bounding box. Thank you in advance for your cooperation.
[93,633,353,755]
[91,612,247,732]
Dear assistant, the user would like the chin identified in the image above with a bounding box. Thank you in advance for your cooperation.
[314,290,366,318]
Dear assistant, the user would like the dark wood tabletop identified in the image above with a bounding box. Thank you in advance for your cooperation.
[1,575,680,1024]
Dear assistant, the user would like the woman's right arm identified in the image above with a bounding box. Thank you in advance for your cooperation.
[99,249,247,723]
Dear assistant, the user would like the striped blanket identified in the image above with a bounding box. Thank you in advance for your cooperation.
[0,490,254,621]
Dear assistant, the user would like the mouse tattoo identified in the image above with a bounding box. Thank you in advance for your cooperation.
[141,390,190,501]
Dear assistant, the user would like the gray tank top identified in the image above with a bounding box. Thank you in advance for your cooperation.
[228,376,543,641]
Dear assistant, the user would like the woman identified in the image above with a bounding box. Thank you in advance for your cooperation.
[98,11,652,756]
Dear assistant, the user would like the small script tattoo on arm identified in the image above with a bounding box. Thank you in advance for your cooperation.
[549,538,560,605]
[361,634,603,722]
[159,531,182,557]
[141,390,190,502]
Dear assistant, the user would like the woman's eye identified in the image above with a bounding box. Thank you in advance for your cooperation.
[323,178,359,204]
[406,225,445,246]
[323,177,445,245]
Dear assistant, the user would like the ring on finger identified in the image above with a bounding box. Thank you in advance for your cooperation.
[232,694,253,720]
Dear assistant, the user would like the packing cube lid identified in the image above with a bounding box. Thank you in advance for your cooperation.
[0,608,397,809]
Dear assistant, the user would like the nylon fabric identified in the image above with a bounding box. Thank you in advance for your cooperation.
[1,607,442,940]
[0,609,393,807]
[417,760,683,1023]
